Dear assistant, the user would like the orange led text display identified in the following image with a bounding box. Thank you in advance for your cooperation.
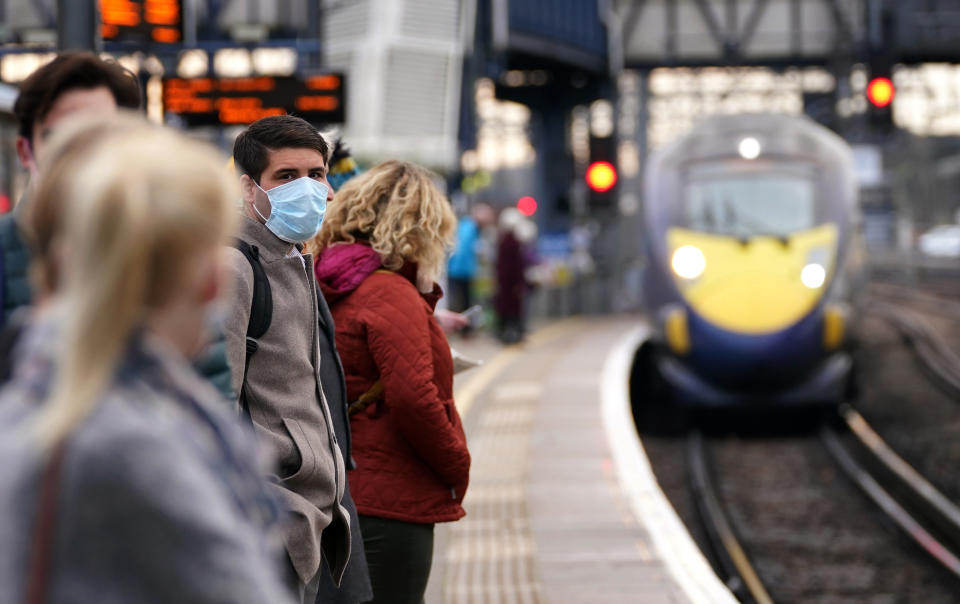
[163,75,346,127]
[100,0,182,43]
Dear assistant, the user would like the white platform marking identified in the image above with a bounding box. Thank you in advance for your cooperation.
[600,326,738,604]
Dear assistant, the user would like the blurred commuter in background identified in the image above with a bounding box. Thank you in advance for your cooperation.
[0,122,294,602]
[495,208,531,344]
[0,52,234,399]
[310,160,471,604]
[326,135,361,191]
[515,217,542,336]
[312,133,374,604]
[3,52,140,324]
[226,115,351,603]
[447,203,494,318]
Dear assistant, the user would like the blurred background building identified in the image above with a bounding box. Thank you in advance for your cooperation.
[4,1,960,310]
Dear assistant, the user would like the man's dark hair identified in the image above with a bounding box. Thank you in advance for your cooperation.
[13,52,141,142]
[233,115,329,184]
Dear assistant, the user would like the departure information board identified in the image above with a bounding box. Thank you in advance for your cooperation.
[162,75,346,126]
[100,0,183,44]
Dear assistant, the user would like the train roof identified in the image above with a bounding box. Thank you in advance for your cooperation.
[684,112,820,135]
[652,112,853,170]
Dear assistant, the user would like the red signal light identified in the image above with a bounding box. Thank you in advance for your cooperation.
[867,77,895,108]
[586,161,617,192]
[517,195,537,216]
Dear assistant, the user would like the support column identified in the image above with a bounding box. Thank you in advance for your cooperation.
[610,69,647,312]
[57,0,99,51]
[306,0,324,71]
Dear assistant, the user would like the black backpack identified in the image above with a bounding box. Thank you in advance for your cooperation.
[232,239,272,418]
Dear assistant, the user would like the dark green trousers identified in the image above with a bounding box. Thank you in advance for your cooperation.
[359,515,435,604]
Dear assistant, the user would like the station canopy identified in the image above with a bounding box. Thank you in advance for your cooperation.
[612,0,865,68]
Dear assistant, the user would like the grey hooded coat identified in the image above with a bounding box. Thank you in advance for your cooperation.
[0,319,295,603]
[223,217,350,587]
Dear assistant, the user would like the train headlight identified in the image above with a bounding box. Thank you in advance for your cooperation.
[671,245,706,280]
[738,137,761,160]
[801,263,826,289]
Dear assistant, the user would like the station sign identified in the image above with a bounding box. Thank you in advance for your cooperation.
[100,0,183,44]
[162,74,345,127]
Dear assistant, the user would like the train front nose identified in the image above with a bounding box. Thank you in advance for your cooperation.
[662,225,845,391]
[683,307,827,389]
[683,266,824,335]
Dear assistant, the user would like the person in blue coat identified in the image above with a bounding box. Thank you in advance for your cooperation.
[447,203,493,319]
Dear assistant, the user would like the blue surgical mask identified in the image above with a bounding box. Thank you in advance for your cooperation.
[254,176,329,243]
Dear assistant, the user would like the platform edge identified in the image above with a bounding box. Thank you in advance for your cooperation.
[600,325,738,604]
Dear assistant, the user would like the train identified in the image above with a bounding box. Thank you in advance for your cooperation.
[639,113,865,407]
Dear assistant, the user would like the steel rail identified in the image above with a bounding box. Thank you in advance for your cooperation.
[869,282,960,322]
[870,302,960,398]
[840,405,960,545]
[687,431,775,604]
[820,424,960,580]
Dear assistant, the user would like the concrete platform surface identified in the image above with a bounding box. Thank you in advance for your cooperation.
[423,318,737,604]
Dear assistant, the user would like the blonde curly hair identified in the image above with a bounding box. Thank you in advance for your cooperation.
[308,160,456,287]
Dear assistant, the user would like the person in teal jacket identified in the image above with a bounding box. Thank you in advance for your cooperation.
[0,52,233,398]
[446,203,493,317]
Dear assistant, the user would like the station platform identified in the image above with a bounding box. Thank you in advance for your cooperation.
[424,317,737,604]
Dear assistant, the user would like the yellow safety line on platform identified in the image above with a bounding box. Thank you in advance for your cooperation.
[453,317,584,417]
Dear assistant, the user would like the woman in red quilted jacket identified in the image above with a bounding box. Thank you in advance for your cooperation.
[308,160,470,604]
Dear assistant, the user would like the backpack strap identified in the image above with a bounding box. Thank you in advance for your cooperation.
[231,239,273,419]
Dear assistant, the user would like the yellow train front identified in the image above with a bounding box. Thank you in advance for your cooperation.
[641,114,863,407]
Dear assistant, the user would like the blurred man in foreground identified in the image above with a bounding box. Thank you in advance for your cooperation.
[0,52,235,400]
[2,52,140,325]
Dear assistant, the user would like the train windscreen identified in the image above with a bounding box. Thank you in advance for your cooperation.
[682,162,818,239]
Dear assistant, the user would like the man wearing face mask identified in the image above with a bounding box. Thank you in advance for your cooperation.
[225,115,351,603]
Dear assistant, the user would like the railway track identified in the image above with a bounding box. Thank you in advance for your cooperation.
[639,283,960,600]
[683,405,960,603]
[847,292,960,578]
[868,281,960,322]
[687,431,774,604]
[822,406,960,580]
[869,301,960,397]
[868,281,960,398]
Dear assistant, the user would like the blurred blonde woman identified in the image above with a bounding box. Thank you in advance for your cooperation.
[309,160,471,604]
[0,120,295,603]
